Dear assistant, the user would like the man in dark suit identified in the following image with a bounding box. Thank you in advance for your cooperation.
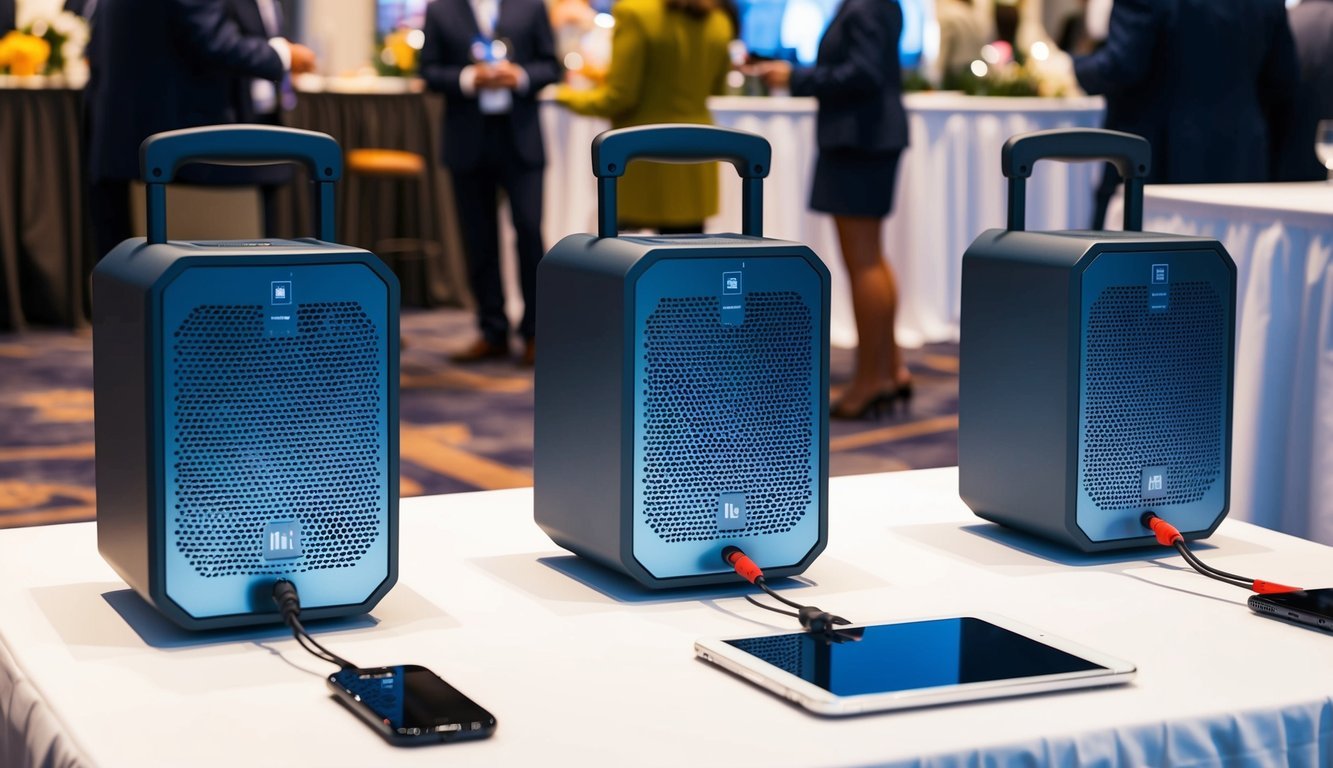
[86,0,314,259]
[420,0,559,366]
[0,0,14,31]
[1275,0,1333,180]
[1075,0,1299,227]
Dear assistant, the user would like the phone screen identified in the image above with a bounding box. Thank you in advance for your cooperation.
[329,665,496,742]
[724,617,1106,696]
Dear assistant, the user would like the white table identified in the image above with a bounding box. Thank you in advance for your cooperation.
[3,468,1332,767]
[1110,183,1333,547]
[533,93,1105,348]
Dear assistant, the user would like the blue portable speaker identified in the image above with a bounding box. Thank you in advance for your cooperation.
[535,125,830,588]
[959,129,1236,551]
[93,125,399,629]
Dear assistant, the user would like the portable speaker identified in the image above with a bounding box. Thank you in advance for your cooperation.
[535,125,830,588]
[959,129,1236,551]
[93,126,399,629]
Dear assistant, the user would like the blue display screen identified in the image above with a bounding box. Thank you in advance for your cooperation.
[725,618,1104,696]
[738,0,923,68]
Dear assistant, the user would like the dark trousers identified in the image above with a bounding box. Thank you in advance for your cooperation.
[449,116,544,344]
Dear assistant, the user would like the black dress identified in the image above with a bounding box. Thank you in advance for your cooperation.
[790,0,909,218]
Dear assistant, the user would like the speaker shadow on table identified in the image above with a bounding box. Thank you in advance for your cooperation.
[469,553,886,615]
[893,521,1271,577]
[29,581,456,653]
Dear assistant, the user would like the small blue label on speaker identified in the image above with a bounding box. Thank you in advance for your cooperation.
[720,271,745,325]
[266,280,297,336]
[263,520,303,560]
[718,493,747,530]
[1141,466,1168,499]
[271,281,293,305]
[1149,264,1169,312]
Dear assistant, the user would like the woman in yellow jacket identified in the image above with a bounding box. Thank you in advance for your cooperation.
[556,0,734,233]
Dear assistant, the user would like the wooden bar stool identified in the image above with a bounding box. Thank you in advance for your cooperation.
[344,148,441,303]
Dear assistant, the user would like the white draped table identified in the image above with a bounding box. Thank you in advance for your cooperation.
[1129,183,1333,546]
[2,469,1332,767]
[534,93,1105,347]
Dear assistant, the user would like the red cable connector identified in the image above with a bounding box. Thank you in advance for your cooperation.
[1145,515,1183,546]
[722,546,763,584]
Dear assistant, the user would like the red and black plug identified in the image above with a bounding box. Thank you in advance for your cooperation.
[1141,513,1302,595]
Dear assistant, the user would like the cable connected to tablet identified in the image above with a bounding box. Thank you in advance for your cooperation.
[272,580,357,669]
[1140,513,1303,595]
[721,546,852,633]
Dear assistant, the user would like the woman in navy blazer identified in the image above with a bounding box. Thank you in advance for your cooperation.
[755,0,911,420]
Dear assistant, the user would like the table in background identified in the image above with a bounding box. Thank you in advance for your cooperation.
[1134,183,1333,546]
[3,468,1331,767]
[540,93,1106,347]
[0,86,468,332]
[0,86,88,331]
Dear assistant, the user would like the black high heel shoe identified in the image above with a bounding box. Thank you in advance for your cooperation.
[830,383,912,421]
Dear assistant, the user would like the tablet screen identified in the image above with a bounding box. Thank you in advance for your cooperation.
[723,617,1107,696]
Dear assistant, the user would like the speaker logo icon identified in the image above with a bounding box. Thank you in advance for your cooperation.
[722,271,742,295]
[263,520,303,560]
[1141,466,1168,500]
[271,281,293,305]
[718,492,747,530]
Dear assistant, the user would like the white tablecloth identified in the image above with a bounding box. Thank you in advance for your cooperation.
[2,468,1331,767]
[1119,183,1333,546]
[534,93,1106,348]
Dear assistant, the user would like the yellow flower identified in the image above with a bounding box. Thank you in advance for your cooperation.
[0,31,51,76]
[384,29,417,74]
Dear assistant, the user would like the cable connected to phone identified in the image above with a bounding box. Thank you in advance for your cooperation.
[1140,513,1302,595]
[272,580,357,669]
[721,546,852,633]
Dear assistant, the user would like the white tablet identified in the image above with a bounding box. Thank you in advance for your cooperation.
[695,613,1135,716]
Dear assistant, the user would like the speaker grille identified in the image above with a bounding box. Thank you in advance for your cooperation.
[1081,282,1226,510]
[170,302,385,578]
[640,291,814,543]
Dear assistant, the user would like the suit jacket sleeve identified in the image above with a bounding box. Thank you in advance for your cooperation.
[522,0,561,93]
[420,1,467,99]
[167,0,284,80]
[557,2,645,117]
[1074,0,1159,95]
[789,0,894,100]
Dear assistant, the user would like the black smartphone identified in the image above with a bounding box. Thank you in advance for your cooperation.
[1248,588,1333,633]
[327,665,497,746]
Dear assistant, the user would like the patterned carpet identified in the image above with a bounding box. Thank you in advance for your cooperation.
[0,309,959,528]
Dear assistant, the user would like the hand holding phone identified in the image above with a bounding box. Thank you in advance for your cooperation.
[328,665,497,745]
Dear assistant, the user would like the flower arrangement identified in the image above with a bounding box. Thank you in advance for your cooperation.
[0,30,50,76]
[375,27,424,77]
[7,0,90,79]
[949,41,1077,98]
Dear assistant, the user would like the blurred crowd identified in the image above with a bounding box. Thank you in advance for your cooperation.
[1,0,1329,401]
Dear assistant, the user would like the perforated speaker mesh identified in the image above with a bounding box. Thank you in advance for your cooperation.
[1081,282,1226,510]
[640,291,814,543]
[171,302,385,578]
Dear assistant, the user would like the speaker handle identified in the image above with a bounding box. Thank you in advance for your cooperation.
[1001,128,1151,232]
[139,125,343,244]
[591,124,771,238]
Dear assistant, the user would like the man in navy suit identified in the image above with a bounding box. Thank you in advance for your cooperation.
[1275,0,1333,180]
[1075,0,1298,227]
[420,0,559,366]
[0,0,14,32]
[85,0,314,259]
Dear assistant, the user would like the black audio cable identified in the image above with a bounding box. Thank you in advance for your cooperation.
[272,580,357,669]
[1140,513,1302,595]
[721,546,852,633]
